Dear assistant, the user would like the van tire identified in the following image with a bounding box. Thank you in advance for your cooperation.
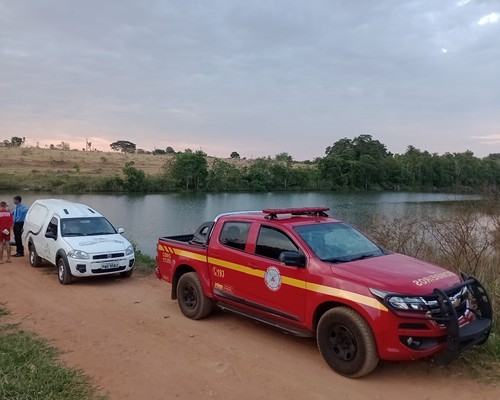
[120,267,134,278]
[57,257,73,285]
[177,272,213,320]
[29,243,42,268]
[317,307,379,378]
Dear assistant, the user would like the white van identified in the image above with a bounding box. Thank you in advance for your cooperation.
[22,199,135,284]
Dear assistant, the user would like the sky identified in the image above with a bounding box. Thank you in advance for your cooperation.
[1,0,499,160]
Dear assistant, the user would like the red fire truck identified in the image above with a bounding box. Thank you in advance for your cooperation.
[156,207,492,377]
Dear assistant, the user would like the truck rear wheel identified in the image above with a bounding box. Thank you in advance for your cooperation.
[177,272,213,320]
[317,307,379,378]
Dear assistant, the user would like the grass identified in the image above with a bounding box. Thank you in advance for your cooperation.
[453,332,500,383]
[133,248,157,275]
[0,305,105,400]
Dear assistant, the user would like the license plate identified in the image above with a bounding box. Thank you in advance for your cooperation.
[101,262,119,270]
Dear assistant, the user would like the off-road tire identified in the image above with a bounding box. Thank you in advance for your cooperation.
[29,243,42,268]
[177,272,213,320]
[57,257,73,285]
[317,307,379,378]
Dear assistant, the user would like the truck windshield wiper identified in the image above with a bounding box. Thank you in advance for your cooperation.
[348,253,381,262]
[321,257,348,264]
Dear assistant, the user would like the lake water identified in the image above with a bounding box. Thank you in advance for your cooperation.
[0,191,481,257]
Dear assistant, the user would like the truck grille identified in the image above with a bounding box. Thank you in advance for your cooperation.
[426,286,469,320]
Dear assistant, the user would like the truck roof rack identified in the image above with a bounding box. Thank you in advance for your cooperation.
[263,207,330,219]
[213,210,262,222]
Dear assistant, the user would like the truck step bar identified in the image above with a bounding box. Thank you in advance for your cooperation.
[217,303,314,338]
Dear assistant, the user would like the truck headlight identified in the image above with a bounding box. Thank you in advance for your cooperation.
[125,245,134,256]
[370,288,429,311]
[67,250,90,260]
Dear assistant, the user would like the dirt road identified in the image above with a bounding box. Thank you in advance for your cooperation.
[1,257,498,400]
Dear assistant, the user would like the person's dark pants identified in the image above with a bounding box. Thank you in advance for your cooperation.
[13,221,24,255]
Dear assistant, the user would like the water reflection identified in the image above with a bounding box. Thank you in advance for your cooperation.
[0,191,482,256]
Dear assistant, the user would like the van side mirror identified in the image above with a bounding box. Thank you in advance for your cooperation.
[279,251,306,268]
[45,231,57,240]
[117,228,124,234]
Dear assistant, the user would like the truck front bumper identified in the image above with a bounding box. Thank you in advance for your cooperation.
[376,275,493,362]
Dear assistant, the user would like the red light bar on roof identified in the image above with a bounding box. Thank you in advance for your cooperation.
[262,207,330,219]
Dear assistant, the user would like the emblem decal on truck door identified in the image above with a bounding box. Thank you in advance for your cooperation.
[265,266,281,291]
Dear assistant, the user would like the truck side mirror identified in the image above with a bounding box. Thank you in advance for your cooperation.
[279,251,306,268]
[117,227,125,234]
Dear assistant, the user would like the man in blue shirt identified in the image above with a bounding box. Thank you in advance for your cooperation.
[12,195,28,257]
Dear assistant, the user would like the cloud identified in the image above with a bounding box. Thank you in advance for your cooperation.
[471,134,500,144]
[478,12,499,25]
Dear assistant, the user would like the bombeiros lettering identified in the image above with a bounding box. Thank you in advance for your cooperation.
[412,271,455,286]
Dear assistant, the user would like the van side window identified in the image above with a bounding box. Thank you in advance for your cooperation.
[46,217,58,238]
[219,222,250,251]
[255,226,299,260]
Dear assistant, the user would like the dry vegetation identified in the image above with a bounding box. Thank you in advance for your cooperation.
[0,147,171,176]
[0,147,253,176]
[363,200,500,378]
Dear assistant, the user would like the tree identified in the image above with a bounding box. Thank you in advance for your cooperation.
[153,149,166,155]
[164,150,208,190]
[110,140,136,153]
[230,151,240,159]
[243,158,273,191]
[166,146,176,154]
[56,141,70,151]
[275,152,293,163]
[11,136,25,147]
[122,161,148,192]
[207,159,242,191]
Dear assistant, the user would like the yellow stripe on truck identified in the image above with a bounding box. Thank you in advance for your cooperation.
[170,252,387,312]
[172,248,208,263]
[209,257,264,278]
[306,283,388,312]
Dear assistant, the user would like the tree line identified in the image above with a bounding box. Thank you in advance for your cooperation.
[110,135,500,193]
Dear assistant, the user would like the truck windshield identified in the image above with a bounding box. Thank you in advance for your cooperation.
[61,217,117,237]
[294,222,384,263]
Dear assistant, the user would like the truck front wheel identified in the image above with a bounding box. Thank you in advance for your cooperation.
[317,307,379,378]
[177,272,213,320]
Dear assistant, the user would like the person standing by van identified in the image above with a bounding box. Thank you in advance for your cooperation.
[0,201,13,263]
[12,195,28,257]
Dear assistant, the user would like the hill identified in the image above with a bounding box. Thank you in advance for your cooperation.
[0,147,174,176]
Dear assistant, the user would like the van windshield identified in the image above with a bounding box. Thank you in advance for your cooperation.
[61,217,116,237]
[294,222,385,263]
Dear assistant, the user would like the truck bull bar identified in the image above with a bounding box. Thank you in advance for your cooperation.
[432,274,493,365]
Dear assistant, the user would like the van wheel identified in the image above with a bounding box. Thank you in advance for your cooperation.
[120,267,134,278]
[317,307,379,378]
[177,272,213,320]
[57,257,73,285]
[29,244,42,268]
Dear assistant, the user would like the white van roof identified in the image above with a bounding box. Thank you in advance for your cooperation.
[32,199,103,219]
